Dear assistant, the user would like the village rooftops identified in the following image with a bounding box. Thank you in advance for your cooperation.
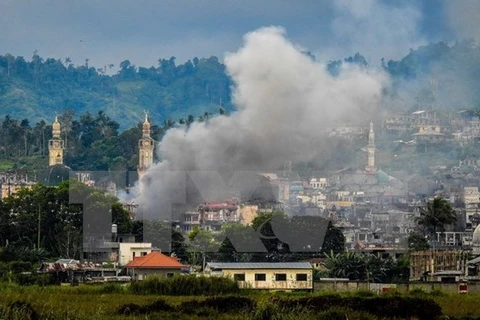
[125,251,186,269]
[206,262,312,270]
[198,200,238,211]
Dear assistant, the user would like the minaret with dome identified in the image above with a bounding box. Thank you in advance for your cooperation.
[138,113,154,180]
[365,121,376,173]
[48,116,65,166]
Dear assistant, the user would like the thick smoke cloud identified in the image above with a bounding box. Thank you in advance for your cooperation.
[133,26,387,220]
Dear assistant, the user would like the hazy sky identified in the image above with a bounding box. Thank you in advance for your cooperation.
[0,0,476,70]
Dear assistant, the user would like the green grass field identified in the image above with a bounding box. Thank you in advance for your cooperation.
[0,283,479,320]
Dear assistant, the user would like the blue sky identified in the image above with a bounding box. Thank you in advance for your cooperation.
[0,0,477,70]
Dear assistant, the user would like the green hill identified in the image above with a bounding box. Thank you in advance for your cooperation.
[0,54,232,128]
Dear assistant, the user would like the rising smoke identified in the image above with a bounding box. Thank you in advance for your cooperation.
[133,26,387,221]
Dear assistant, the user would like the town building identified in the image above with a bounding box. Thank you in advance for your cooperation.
[309,177,328,190]
[125,251,187,280]
[115,242,152,266]
[464,187,480,229]
[205,262,313,291]
[39,259,123,284]
[181,200,239,233]
[138,113,154,180]
[412,125,445,143]
[409,250,469,282]
[0,172,35,200]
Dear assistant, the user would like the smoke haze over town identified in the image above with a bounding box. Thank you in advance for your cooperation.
[4,1,480,305]
[133,26,386,220]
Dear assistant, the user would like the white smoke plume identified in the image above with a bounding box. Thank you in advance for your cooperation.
[133,26,388,220]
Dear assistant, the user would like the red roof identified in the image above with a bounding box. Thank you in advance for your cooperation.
[125,251,186,269]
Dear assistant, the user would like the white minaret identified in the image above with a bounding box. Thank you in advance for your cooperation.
[138,113,154,180]
[366,121,376,172]
[48,116,65,166]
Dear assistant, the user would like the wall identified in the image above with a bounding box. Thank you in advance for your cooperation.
[118,243,152,265]
[221,269,313,290]
[314,280,480,294]
[127,268,181,280]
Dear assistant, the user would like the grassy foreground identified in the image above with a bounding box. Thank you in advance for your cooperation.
[0,282,479,320]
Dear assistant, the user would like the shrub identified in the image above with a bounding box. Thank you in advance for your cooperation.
[274,295,442,320]
[178,296,255,314]
[316,307,379,320]
[101,283,124,294]
[117,303,143,315]
[9,261,33,273]
[202,296,256,313]
[355,290,376,297]
[409,287,427,295]
[6,300,39,320]
[430,289,446,296]
[12,272,54,286]
[144,299,174,313]
[117,299,173,315]
[316,308,350,320]
[130,275,240,295]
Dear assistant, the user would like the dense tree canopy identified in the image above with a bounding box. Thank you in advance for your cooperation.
[0,53,232,128]
[0,179,132,262]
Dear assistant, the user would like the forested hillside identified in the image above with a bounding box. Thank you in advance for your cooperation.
[1,41,480,128]
[0,54,232,128]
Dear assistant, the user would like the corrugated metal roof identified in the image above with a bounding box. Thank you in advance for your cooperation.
[206,262,312,270]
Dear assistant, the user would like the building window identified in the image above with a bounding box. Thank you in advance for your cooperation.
[255,273,266,281]
[141,252,147,256]
[296,273,308,281]
[233,274,245,281]
[133,252,135,259]
[275,273,287,281]
[167,273,174,278]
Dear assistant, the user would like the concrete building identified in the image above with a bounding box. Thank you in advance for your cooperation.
[409,250,469,282]
[117,242,152,266]
[412,125,445,143]
[464,187,480,229]
[0,173,35,199]
[205,262,313,291]
[309,178,328,189]
[126,251,186,280]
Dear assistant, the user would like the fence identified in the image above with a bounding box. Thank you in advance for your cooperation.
[314,280,480,294]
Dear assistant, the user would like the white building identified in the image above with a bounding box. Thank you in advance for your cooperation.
[464,187,480,228]
[117,242,152,266]
[309,178,327,190]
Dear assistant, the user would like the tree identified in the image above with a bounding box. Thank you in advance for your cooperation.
[187,226,219,268]
[321,222,345,254]
[408,232,430,252]
[415,197,456,247]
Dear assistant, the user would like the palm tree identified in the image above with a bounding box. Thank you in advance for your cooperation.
[415,197,456,248]
[322,251,365,280]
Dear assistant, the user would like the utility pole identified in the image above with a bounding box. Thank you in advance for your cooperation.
[37,205,41,250]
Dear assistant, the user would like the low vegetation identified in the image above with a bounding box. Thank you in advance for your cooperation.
[1,281,480,319]
[130,275,241,296]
